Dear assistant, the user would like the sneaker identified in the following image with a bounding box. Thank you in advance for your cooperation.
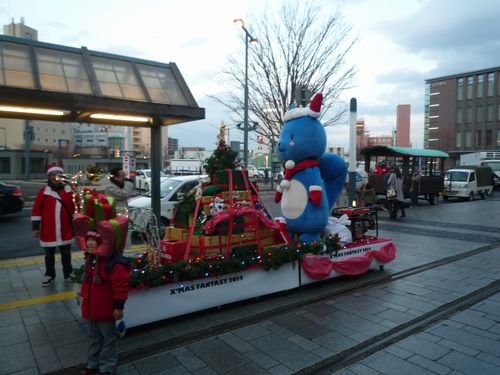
[64,272,76,281]
[41,277,55,287]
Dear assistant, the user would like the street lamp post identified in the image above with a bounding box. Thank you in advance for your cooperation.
[234,18,257,168]
[58,139,68,166]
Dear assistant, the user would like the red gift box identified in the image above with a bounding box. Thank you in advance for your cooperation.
[160,240,187,264]
[83,191,116,221]
[73,213,129,256]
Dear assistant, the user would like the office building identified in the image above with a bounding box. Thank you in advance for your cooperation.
[425,67,500,160]
[396,104,411,147]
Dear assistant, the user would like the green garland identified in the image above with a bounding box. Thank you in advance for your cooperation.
[73,235,340,289]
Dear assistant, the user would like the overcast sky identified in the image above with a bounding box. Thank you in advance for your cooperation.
[2,0,499,151]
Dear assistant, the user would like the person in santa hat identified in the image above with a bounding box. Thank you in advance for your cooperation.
[31,164,76,286]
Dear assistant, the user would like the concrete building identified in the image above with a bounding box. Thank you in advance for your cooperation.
[355,118,394,157]
[396,104,411,147]
[3,18,37,40]
[425,66,500,161]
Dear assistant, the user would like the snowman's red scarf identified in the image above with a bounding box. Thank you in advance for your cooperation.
[275,159,320,203]
[284,159,319,180]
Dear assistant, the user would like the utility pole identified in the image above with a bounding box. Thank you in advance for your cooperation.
[24,120,33,180]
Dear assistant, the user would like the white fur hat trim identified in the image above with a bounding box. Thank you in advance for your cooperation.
[47,165,64,175]
[283,107,320,122]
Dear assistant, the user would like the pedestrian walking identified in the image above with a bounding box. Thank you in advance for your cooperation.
[79,230,131,375]
[386,167,405,219]
[31,164,76,286]
[409,170,421,206]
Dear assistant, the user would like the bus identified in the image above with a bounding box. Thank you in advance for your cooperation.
[360,145,448,205]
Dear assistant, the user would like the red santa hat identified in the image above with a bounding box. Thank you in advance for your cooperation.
[46,163,64,175]
[283,93,323,122]
[85,230,102,245]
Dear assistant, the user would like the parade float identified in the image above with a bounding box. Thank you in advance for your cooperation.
[71,93,397,328]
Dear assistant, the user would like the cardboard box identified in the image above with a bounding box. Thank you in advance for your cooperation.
[221,190,251,203]
[201,196,216,216]
[258,228,276,247]
[164,227,188,241]
[189,234,228,257]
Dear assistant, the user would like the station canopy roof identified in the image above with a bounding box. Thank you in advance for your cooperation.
[0,35,205,126]
[361,145,449,158]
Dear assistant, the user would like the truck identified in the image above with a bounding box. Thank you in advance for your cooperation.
[166,159,204,175]
[459,151,500,187]
[442,166,493,201]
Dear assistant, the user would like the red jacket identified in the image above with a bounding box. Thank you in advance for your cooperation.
[31,185,75,247]
[80,253,131,322]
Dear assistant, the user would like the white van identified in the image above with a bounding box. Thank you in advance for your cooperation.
[246,165,259,178]
[442,167,493,201]
[128,175,204,230]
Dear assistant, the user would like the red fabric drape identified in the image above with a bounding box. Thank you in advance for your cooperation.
[302,241,396,280]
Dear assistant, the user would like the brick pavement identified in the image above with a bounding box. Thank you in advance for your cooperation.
[0,194,499,374]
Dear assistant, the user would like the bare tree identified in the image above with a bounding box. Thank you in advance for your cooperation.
[211,2,357,147]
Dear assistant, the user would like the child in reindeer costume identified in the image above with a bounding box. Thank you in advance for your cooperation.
[275,93,347,242]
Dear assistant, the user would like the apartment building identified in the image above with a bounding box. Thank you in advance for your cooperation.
[425,67,500,160]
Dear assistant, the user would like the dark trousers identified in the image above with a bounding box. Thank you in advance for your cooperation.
[388,199,406,218]
[44,244,73,278]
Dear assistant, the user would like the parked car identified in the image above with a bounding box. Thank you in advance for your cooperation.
[128,174,205,233]
[0,181,24,215]
[134,169,168,191]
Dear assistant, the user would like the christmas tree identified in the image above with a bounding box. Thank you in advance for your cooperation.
[203,122,239,179]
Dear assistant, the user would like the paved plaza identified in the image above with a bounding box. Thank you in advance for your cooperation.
[1,194,499,374]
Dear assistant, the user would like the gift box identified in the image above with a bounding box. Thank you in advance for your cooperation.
[214,169,247,189]
[160,240,187,264]
[73,213,128,255]
[73,213,95,250]
[164,227,188,241]
[229,231,256,246]
[258,228,277,247]
[99,215,129,253]
[201,196,216,216]
[82,192,116,221]
[190,235,227,256]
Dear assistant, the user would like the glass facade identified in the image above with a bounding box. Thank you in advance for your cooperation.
[0,37,199,109]
[36,47,92,94]
[476,74,483,98]
[0,42,34,88]
[138,64,189,106]
[91,56,145,101]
